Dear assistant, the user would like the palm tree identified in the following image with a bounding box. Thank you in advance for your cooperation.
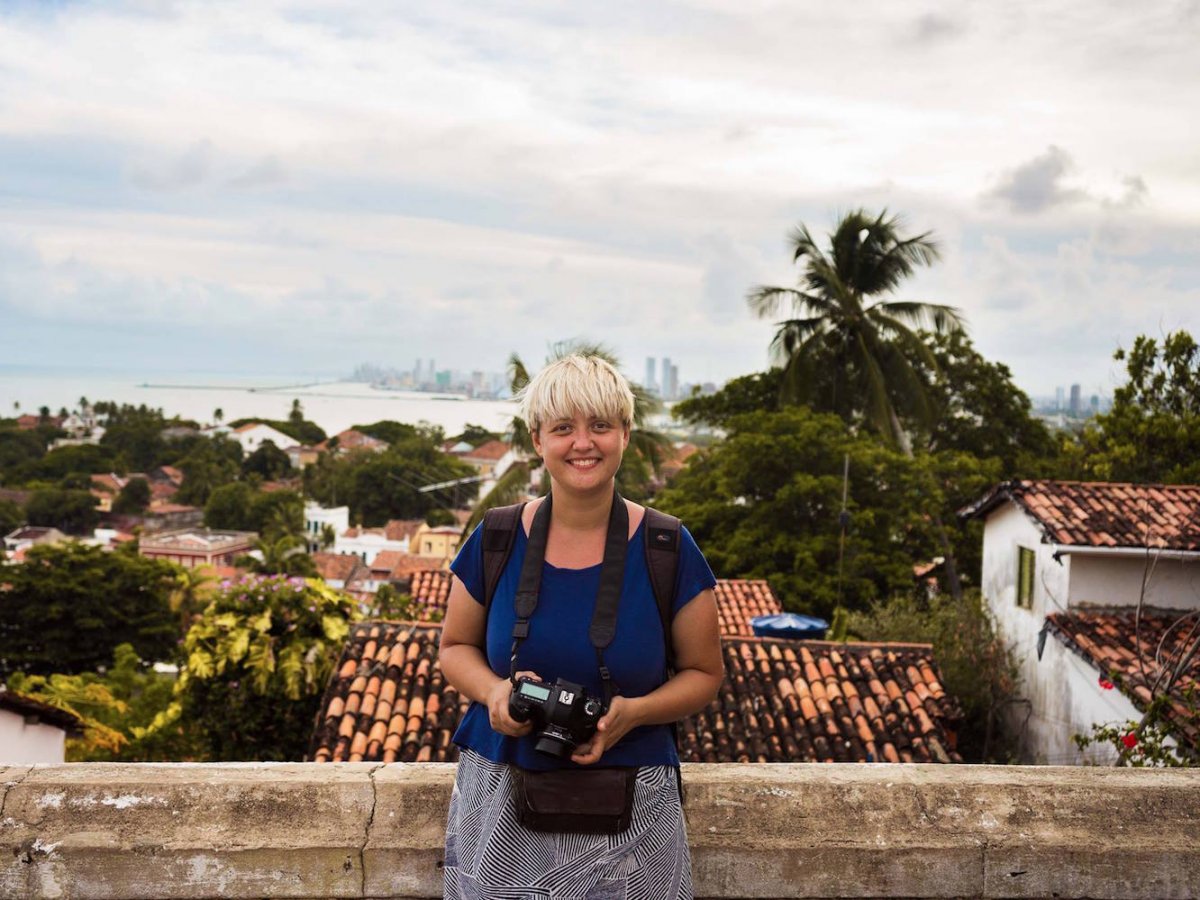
[462,340,670,534]
[748,209,964,453]
[749,209,968,600]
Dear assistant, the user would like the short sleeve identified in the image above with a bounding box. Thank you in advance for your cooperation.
[672,524,717,615]
[449,522,487,605]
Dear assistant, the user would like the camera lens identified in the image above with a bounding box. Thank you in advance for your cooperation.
[534,727,576,758]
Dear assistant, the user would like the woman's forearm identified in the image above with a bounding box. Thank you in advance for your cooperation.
[627,667,722,727]
[439,642,506,706]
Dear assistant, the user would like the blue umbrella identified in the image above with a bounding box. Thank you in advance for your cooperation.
[751,613,830,640]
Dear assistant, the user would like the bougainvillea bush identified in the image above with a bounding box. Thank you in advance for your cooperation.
[137,574,358,761]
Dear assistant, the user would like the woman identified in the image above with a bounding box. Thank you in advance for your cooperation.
[439,354,724,900]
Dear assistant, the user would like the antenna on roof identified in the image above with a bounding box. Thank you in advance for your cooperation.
[834,453,851,640]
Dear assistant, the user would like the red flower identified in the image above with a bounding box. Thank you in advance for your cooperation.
[1098,676,1115,690]
[1121,732,1138,750]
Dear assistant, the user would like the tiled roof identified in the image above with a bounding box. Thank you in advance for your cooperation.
[309,622,468,763]
[1046,609,1200,748]
[313,552,368,584]
[463,440,511,461]
[409,570,453,618]
[90,473,126,494]
[371,550,444,578]
[0,688,85,734]
[679,638,961,763]
[384,519,424,542]
[714,579,783,637]
[311,624,963,765]
[961,480,1200,551]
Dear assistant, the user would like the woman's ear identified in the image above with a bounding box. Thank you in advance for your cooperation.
[621,423,631,450]
[529,424,543,457]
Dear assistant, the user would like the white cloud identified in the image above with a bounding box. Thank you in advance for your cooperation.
[0,0,1196,391]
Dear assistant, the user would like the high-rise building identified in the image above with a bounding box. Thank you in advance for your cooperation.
[668,364,679,401]
[661,357,671,399]
[645,357,658,394]
[1069,384,1082,417]
[1055,386,1065,412]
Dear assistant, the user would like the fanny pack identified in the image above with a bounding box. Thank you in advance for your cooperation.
[512,766,638,834]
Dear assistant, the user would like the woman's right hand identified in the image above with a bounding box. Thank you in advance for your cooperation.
[486,671,539,737]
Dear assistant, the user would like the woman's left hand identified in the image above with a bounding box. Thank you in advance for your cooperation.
[570,696,643,766]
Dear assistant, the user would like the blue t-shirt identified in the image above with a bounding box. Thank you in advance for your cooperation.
[449,511,716,771]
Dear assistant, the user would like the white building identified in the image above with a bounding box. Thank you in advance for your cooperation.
[229,423,299,454]
[304,502,350,552]
[962,480,1200,764]
[0,689,84,764]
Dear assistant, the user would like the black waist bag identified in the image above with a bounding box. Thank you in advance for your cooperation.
[512,766,638,834]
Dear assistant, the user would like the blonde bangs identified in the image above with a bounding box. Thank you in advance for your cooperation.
[519,355,636,433]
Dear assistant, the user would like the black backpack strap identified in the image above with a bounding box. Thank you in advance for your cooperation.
[643,507,682,669]
[481,502,525,617]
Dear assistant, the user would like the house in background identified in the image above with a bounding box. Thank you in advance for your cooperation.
[0,688,84,764]
[139,528,256,569]
[3,526,67,562]
[229,422,299,455]
[961,480,1200,764]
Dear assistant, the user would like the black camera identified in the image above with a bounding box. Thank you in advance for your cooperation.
[508,676,605,758]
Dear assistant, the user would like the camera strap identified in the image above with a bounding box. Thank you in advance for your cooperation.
[508,487,629,706]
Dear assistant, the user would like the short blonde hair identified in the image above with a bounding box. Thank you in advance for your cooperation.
[519,355,636,433]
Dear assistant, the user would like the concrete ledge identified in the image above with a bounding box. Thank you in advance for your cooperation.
[3,763,1199,899]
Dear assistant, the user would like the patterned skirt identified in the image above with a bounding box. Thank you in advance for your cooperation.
[444,748,693,900]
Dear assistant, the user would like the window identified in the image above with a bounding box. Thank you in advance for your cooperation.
[1017,546,1035,609]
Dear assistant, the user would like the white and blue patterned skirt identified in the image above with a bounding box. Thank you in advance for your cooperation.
[444,748,693,899]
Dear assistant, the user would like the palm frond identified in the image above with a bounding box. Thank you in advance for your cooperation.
[767,316,828,365]
[747,286,830,320]
[872,300,966,335]
[507,352,531,395]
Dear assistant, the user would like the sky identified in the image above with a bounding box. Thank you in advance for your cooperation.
[1,0,1198,398]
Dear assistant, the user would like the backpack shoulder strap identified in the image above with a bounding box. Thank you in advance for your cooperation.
[480,502,525,615]
[642,506,682,668]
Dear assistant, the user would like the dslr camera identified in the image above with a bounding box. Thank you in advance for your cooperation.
[508,676,605,758]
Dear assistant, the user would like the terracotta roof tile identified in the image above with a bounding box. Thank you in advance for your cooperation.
[713,579,784,636]
[410,570,453,618]
[461,440,511,461]
[962,480,1200,550]
[371,550,444,579]
[310,624,963,765]
[312,552,368,584]
[1046,609,1200,748]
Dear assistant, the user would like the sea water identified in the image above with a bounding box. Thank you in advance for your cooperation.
[0,366,517,438]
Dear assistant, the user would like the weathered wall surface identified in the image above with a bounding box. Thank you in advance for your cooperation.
[3,762,1199,899]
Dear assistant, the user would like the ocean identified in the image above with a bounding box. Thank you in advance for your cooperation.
[0,367,518,438]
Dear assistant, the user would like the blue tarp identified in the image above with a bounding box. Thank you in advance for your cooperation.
[750,613,829,640]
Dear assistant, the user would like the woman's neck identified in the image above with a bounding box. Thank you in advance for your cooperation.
[549,482,614,532]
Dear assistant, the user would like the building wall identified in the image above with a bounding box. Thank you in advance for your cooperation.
[1023,633,1144,764]
[0,710,66,764]
[1067,553,1200,609]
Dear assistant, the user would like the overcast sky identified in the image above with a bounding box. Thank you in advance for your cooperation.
[2,0,1198,397]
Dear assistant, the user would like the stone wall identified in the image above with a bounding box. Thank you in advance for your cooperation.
[3,763,1198,899]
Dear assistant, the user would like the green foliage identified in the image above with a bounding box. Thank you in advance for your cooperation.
[99,404,168,471]
[1060,331,1200,483]
[0,498,22,533]
[1073,686,1199,767]
[240,440,293,480]
[370,583,441,621]
[5,643,201,761]
[205,485,309,573]
[13,443,117,484]
[0,428,47,477]
[138,575,358,761]
[112,476,151,514]
[352,420,419,445]
[450,423,500,446]
[304,442,477,526]
[25,488,100,534]
[655,406,997,615]
[912,330,1057,475]
[175,437,242,505]
[0,542,180,678]
[673,369,783,428]
[847,591,1021,763]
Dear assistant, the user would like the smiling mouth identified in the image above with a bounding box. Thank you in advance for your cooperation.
[567,459,601,469]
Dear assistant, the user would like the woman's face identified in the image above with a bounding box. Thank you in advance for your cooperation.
[531,410,630,496]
